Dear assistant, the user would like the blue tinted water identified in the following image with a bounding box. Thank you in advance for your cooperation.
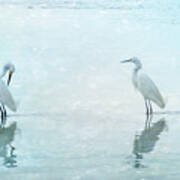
[0,1,179,179]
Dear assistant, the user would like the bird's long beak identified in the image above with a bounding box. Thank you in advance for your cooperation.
[7,71,13,86]
[121,59,132,63]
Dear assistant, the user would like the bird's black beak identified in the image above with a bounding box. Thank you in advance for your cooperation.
[7,71,13,86]
[121,59,131,63]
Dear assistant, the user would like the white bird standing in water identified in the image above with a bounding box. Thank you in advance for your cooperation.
[121,57,165,115]
[0,63,16,123]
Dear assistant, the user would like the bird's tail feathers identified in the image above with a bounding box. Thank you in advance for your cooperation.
[15,99,20,110]
[157,96,166,109]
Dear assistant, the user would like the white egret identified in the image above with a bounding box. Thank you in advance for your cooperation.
[0,63,16,123]
[121,57,165,115]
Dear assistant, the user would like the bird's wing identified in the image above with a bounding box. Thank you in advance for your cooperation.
[137,73,165,108]
[0,81,16,111]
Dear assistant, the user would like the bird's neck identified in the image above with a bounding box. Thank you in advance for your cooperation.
[133,66,141,75]
[132,67,141,88]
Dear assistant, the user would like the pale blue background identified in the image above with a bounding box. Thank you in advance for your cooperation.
[0,1,179,179]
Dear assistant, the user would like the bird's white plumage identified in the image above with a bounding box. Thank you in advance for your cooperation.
[121,57,166,113]
[134,73,165,108]
[0,81,16,112]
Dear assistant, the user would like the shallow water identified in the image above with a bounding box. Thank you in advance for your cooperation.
[0,1,180,179]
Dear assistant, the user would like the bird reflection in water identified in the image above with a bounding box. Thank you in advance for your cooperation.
[0,122,17,168]
[133,115,166,168]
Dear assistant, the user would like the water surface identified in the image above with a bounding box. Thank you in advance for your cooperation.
[0,1,179,179]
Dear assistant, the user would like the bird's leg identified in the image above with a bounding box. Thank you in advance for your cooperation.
[0,107,3,124]
[2,105,7,126]
[148,100,153,115]
[0,106,4,127]
[0,105,7,127]
[2,105,7,118]
[145,99,149,116]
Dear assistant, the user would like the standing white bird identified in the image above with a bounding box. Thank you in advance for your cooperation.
[0,64,16,124]
[121,57,165,115]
